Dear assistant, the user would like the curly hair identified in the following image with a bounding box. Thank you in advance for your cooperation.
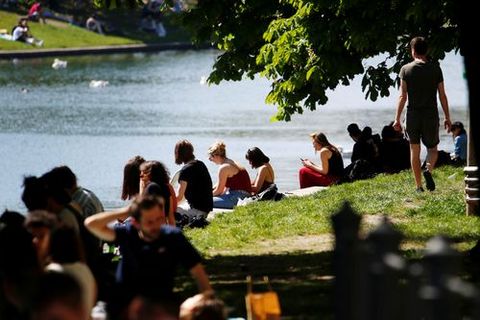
[140,160,170,185]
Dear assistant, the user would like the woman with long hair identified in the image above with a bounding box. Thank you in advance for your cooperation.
[245,147,275,195]
[139,160,176,226]
[121,156,146,201]
[299,132,344,188]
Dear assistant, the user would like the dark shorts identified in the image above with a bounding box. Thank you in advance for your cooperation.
[405,109,439,148]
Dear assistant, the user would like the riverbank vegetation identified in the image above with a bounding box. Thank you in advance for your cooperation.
[180,166,480,318]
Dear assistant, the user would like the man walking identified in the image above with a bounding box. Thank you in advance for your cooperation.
[393,36,451,192]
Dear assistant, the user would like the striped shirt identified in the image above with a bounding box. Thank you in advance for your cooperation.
[72,187,104,217]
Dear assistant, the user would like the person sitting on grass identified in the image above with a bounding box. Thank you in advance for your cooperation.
[208,140,252,209]
[139,160,177,226]
[121,155,146,201]
[86,14,104,35]
[12,18,43,46]
[174,140,213,219]
[299,132,344,188]
[28,2,46,24]
[450,121,467,166]
[245,147,275,195]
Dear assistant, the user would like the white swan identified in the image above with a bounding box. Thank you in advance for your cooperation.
[89,80,109,88]
[52,58,67,69]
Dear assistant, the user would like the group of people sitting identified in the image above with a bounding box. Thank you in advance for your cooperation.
[298,121,467,189]
[120,140,279,224]
[0,2,45,45]
[0,124,468,318]
[1,163,226,319]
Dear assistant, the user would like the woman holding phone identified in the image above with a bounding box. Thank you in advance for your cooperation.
[299,132,344,188]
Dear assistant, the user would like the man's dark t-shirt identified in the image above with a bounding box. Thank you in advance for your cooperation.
[114,223,202,296]
[400,60,443,112]
[179,160,213,213]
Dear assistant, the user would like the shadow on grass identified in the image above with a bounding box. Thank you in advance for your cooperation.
[174,248,480,320]
[175,251,335,320]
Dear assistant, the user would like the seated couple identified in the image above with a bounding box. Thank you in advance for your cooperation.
[208,141,275,209]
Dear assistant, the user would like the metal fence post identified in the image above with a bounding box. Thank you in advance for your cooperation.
[465,166,479,216]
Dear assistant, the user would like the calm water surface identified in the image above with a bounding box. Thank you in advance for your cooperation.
[0,50,468,211]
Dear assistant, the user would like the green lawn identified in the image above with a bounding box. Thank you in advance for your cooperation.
[0,10,191,50]
[178,166,480,319]
[186,166,480,256]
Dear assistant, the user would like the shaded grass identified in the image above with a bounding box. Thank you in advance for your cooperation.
[175,252,334,320]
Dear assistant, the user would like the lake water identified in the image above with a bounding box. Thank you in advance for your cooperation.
[0,50,468,212]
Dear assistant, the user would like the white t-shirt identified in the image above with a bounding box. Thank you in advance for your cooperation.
[12,26,27,41]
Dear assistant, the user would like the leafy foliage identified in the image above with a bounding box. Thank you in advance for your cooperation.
[182,0,460,120]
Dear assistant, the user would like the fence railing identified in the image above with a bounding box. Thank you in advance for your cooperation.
[332,202,480,320]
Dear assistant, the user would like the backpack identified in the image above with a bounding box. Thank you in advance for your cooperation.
[174,212,209,229]
[256,183,279,201]
[346,159,376,182]
[241,184,285,204]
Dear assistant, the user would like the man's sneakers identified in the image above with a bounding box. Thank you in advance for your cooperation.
[416,187,425,193]
[423,169,435,191]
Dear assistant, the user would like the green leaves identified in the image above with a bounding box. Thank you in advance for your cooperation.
[183,0,459,121]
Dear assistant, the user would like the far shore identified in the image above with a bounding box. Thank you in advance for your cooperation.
[0,42,213,60]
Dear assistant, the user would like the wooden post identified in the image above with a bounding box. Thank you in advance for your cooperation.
[405,262,424,320]
[331,201,361,320]
[422,236,461,320]
[362,216,405,320]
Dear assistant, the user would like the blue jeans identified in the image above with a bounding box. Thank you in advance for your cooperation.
[213,190,250,209]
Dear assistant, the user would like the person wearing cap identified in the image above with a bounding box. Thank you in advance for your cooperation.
[450,121,467,166]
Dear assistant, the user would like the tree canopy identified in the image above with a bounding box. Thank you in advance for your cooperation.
[181,0,460,121]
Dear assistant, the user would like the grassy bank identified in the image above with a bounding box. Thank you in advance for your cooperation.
[0,10,190,51]
[187,166,479,256]
[177,166,480,319]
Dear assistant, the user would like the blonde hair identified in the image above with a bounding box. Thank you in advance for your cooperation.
[208,140,226,158]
